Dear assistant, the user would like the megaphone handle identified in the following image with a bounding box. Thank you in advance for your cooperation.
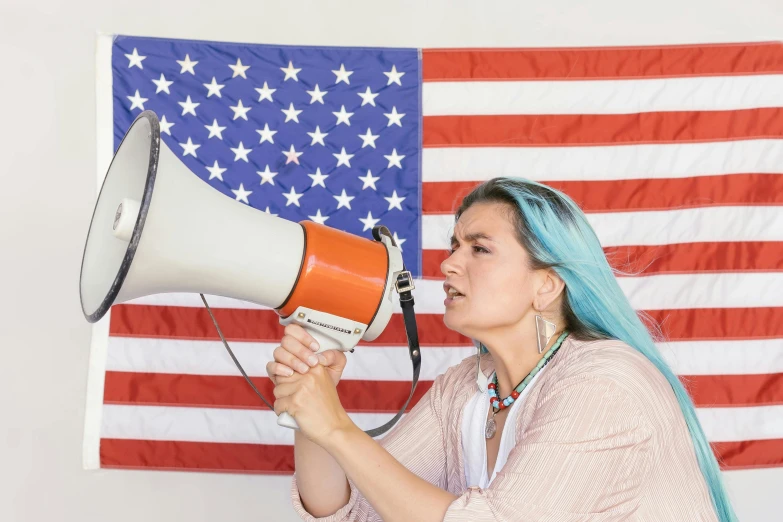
[276,323,355,431]
[277,412,299,430]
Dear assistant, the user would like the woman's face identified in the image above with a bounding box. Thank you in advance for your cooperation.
[440,202,538,341]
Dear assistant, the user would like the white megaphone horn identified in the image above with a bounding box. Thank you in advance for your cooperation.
[79,111,421,435]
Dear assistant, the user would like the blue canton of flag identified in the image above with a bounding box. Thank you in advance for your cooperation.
[111,36,422,275]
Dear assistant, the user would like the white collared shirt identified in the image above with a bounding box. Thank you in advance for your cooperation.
[461,366,547,488]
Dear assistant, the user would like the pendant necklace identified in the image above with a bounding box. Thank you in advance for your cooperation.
[485,331,569,439]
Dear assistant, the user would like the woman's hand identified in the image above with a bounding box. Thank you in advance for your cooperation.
[265,323,347,387]
[266,324,354,446]
[272,361,355,446]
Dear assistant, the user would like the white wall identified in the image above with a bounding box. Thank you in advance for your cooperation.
[1,0,781,520]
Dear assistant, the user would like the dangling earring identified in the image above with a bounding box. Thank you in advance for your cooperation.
[535,314,556,354]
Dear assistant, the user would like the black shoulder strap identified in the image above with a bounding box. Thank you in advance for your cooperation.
[364,269,421,438]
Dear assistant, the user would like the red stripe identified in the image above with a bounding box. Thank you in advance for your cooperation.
[644,308,783,341]
[422,175,783,214]
[424,109,783,148]
[422,42,783,81]
[104,371,434,413]
[712,439,783,471]
[682,374,783,408]
[100,438,294,474]
[422,242,783,279]
[109,305,469,345]
[99,437,783,473]
[110,305,783,344]
[104,370,782,411]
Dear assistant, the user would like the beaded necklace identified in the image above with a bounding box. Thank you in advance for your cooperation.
[485,330,569,439]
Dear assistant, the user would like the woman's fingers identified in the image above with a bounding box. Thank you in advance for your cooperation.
[265,360,294,382]
[283,323,321,352]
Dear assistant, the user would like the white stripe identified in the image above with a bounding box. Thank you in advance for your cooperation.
[106,336,783,378]
[422,206,783,249]
[101,403,783,445]
[422,139,783,182]
[101,405,402,445]
[106,337,475,382]
[423,75,783,116]
[83,32,116,472]
[658,339,783,376]
[125,271,783,314]
[698,405,783,443]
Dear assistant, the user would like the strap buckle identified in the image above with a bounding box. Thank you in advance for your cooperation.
[395,270,415,293]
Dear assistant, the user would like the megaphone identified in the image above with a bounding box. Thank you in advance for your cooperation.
[79,111,420,435]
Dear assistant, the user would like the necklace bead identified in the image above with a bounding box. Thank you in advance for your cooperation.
[485,331,569,439]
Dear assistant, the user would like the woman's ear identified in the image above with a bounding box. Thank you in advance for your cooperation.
[534,268,565,311]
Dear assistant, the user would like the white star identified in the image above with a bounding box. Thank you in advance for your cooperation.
[384,190,406,211]
[308,168,329,188]
[333,147,355,168]
[359,211,381,232]
[232,183,252,204]
[178,95,200,116]
[263,206,278,217]
[152,73,173,94]
[203,77,225,98]
[358,170,380,190]
[230,141,252,162]
[204,119,226,140]
[306,84,327,104]
[384,106,405,127]
[358,128,380,149]
[281,61,302,81]
[125,48,146,69]
[206,160,227,181]
[281,102,303,123]
[126,90,148,111]
[393,232,406,251]
[255,82,276,102]
[308,209,329,225]
[159,115,174,135]
[333,189,355,210]
[357,86,379,107]
[307,126,328,146]
[177,54,198,75]
[283,186,304,207]
[179,137,200,158]
[332,63,354,85]
[384,148,405,169]
[257,165,278,185]
[229,58,250,79]
[229,99,251,121]
[256,123,278,144]
[383,65,405,86]
[282,144,304,165]
[333,105,354,126]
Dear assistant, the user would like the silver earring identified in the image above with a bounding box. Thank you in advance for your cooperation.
[535,315,556,354]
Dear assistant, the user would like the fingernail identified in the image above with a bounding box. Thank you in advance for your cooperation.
[307,355,318,367]
[285,368,294,377]
[316,353,328,365]
[297,363,309,373]
[310,342,320,351]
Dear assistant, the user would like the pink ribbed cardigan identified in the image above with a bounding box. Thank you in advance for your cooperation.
[291,336,720,521]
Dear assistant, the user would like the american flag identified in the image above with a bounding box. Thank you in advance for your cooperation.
[84,35,783,475]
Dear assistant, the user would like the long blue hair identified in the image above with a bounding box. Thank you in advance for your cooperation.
[456,177,737,522]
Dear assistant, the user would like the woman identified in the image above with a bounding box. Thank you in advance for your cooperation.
[266,177,737,522]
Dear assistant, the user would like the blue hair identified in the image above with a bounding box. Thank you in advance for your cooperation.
[456,177,737,522]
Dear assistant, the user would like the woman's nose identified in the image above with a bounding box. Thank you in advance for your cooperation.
[440,250,460,276]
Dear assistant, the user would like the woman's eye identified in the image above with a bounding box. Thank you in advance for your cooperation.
[473,246,488,254]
